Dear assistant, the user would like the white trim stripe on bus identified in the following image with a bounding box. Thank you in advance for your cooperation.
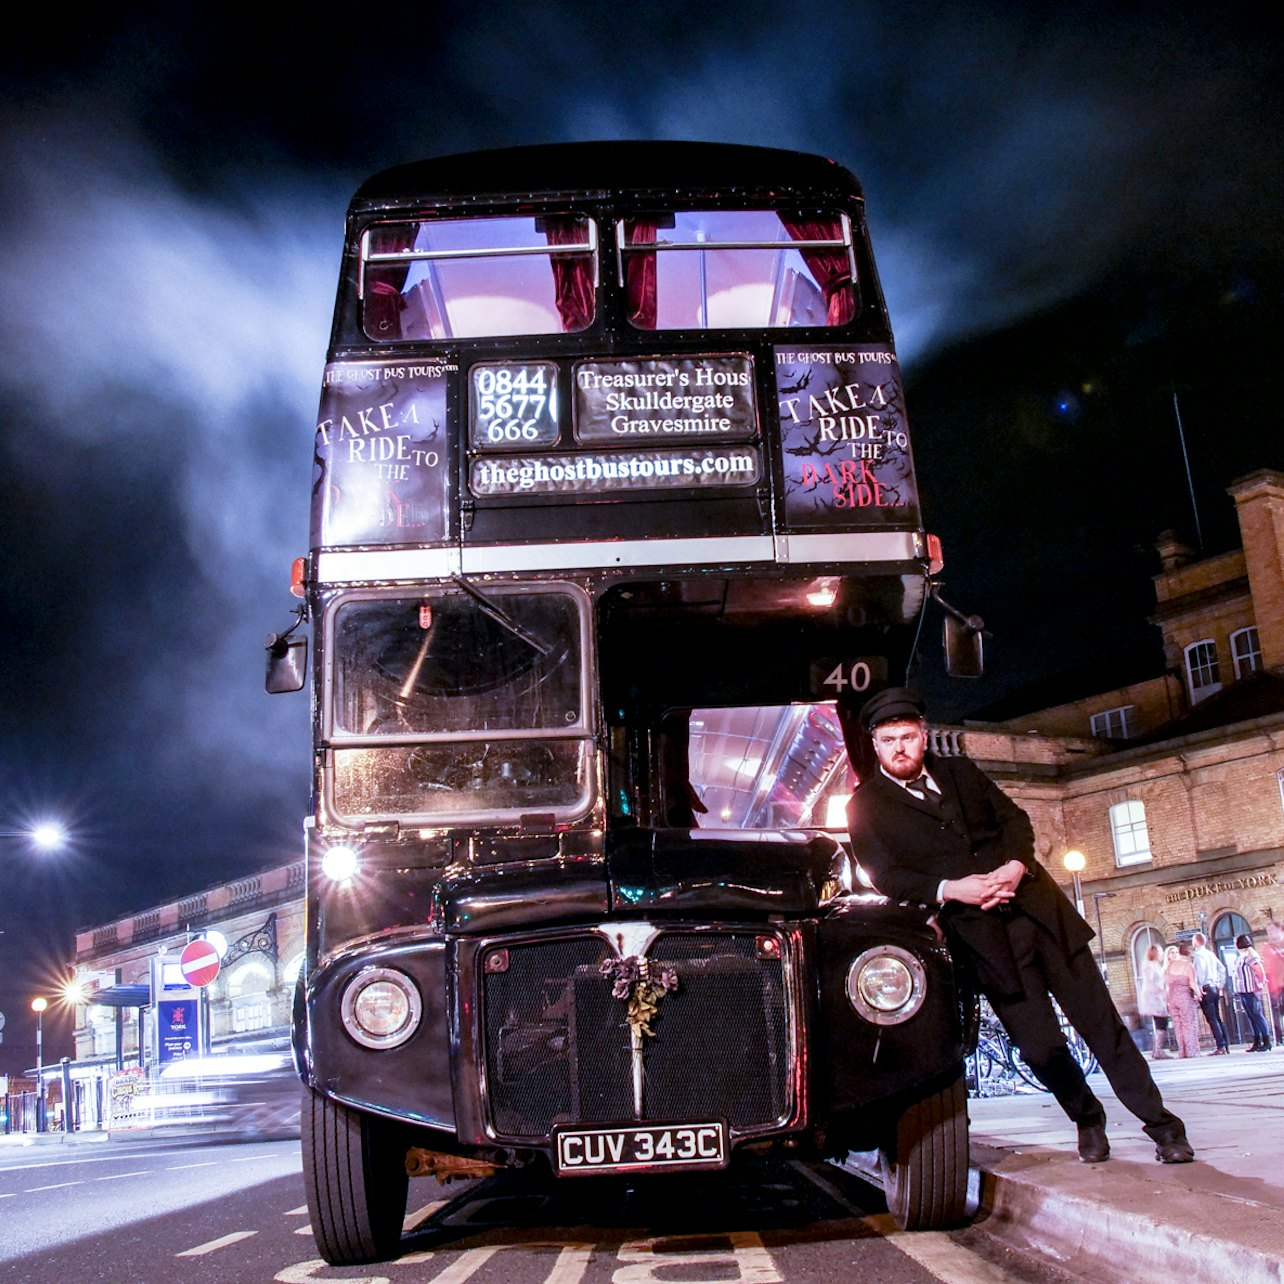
[314,531,922,583]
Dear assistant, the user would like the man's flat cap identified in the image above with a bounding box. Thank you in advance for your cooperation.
[859,686,927,731]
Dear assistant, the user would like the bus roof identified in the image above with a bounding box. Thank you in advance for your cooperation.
[353,141,864,210]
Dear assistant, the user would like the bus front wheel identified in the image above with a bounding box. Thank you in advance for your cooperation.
[302,1086,409,1265]
[879,1076,970,1230]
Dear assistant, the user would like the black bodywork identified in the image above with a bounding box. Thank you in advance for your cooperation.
[291,141,971,1183]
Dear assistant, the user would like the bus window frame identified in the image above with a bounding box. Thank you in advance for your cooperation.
[319,581,600,829]
[615,208,857,331]
[358,214,600,342]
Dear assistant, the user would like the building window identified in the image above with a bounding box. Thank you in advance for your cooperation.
[1110,799,1152,866]
[1090,705,1135,739]
[1231,627,1262,679]
[1184,639,1221,703]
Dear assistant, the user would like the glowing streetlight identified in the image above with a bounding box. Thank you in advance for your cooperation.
[1,821,68,852]
[61,977,89,1006]
[1063,849,1086,917]
[30,822,68,851]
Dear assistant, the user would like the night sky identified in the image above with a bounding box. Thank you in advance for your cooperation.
[1,3,1280,1070]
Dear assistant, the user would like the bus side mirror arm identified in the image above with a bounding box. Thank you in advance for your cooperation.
[266,606,308,694]
[932,588,987,679]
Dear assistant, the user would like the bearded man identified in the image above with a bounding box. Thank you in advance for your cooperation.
[846,686,1193,1165]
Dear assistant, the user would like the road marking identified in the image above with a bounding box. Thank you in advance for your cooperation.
[418,1246,502,1281]
[404,1198,448,1231]
[27,1181,82,1191]
[177,1230,258,1256]
[546,1244,593,1284]
[615,1232,781,1283]
[94,1170,153,1181]
[864,1214,1023,1283]
[277,1261,389,1284]
[166,1161,218,1170]
[293,1223,314,1236]
[284,1204,309,1216]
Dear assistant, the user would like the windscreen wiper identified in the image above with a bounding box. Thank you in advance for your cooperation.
[451,575,554,656]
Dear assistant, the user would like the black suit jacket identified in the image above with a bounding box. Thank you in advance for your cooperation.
[847,753,1093,996]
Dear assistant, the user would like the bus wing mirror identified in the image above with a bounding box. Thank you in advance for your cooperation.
[266,612,308,693]
[932,589,986,678]
[943,613,985,678]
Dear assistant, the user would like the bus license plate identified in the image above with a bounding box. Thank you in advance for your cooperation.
[554,1122,727,1174]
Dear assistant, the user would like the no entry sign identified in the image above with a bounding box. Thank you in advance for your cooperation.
[179,939,221,988]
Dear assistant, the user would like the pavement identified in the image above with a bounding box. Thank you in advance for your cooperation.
[962,1045,1284,1283]
[7,1051,1283,1283]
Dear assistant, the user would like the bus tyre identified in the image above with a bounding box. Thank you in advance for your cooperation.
[880,1076,969,1230]
[302,1086,409,1265]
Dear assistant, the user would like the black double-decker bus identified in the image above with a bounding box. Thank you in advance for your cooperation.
[270,142,976,1266]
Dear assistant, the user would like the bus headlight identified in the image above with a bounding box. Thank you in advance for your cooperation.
[321,845,360,882]
[340,968,423,1049]
[846,946,926,1025]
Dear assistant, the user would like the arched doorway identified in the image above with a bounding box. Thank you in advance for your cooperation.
[1130,924,1166,995]
[1213,911,1252,1044]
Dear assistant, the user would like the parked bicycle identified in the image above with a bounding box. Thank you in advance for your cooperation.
[967,997,1098,1097]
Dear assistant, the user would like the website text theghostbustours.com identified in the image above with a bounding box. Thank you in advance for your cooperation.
[470,446,761,495]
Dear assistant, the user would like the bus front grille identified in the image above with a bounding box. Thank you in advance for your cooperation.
[482,932,792,1141]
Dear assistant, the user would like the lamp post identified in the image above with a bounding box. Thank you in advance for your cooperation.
[31,997,47,1133]
[1063,849,1086,918]
[1092,891,1117,980]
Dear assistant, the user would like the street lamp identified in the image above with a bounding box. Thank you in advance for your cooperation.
[31,997,48,1133]
[1063,849,1086,917]
[1092,891,1117,980]
[1,821,68,852]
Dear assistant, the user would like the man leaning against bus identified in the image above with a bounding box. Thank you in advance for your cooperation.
[846,687,1195,1165]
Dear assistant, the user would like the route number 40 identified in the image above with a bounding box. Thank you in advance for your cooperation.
[823,662,872,692]
[809,656,887,699]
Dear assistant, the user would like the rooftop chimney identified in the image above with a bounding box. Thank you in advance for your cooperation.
[1155,530,1196,573]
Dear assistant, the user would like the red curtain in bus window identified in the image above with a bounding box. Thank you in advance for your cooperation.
[780,216,855,326]
[623,220,657,329]
[364,225,416,340]
[544,217,595,333]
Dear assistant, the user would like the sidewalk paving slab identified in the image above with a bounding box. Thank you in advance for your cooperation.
[965,1048,1284,1283]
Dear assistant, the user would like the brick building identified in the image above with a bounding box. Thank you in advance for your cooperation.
[60,863,305,1129]
[968,469,1284,1037]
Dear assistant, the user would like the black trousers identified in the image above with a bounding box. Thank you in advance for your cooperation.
[984,912,1183,1141]
[1199,985,1229,1049]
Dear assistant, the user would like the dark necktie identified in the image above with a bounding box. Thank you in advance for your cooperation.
[904,775,938,804]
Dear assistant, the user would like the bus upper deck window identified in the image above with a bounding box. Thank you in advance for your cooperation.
[361,214,598,341]
[620,210,856,331]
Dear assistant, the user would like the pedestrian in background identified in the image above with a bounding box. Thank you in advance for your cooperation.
[1165,941,1203,1058]
[1233,934,1273,1052]
[1191,932,1230,1055]
[1262,922,1284,1040]
[1138,944,1172,1060]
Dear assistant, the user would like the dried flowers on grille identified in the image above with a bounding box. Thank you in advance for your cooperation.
[600,955,679,1037]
